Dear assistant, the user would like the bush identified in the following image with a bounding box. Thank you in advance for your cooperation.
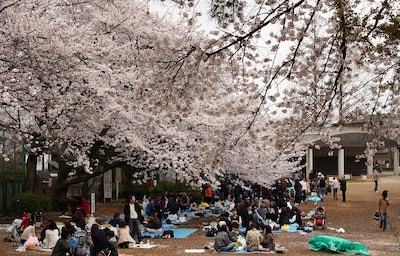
[122,180,203,202]
[122,183,149,201]
[12,193,50,214]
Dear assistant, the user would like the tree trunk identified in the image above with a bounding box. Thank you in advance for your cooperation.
[23,154,36,192]
[51,156,71,211]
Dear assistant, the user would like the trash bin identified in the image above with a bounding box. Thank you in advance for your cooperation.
[34,212,43,227]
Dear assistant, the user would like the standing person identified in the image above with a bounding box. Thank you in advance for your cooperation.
[123,195,143,243]
[204,184,213,204]
[300,177,308,202]
[378,190,390,231]
[340,176,347,202]
[372,169,381,193]
[51,229,71,256]
[308,170,316,192]
[294,179,302,204]
[318,175,326,202]
[331,177,339,200]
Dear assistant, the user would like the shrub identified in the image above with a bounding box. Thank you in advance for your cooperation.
[122,180,203,203]
[122,183,149,201]
[12,193,50,214]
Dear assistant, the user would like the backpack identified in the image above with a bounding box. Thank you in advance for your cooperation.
[205,228,217,237]
[162,230,174,238]
[69,236,77,249]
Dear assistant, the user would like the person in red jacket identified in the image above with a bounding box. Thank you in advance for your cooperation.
[76,196,90,217]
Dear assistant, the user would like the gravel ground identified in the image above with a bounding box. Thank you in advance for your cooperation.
[1,173,400,255]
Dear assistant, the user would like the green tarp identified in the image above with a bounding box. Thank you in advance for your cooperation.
[308,235,369,255]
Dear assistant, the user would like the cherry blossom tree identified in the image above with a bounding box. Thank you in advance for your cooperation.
[158,0,399,159]
[0,0,306,198]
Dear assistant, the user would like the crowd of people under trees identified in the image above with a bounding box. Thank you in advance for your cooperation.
[14,170,354,254]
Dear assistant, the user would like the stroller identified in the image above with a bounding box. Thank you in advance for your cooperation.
[3,218,23,243]
[70,230,90,256]
[313,206,326,230]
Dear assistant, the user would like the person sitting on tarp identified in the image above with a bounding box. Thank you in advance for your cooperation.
[217,212,232,231]
[246,222,263,252]
[109,213,123,228]
[229,208,242,229]
[166,196,180,215]
[214,224,236,252]
[117,222,133,248]
[143,212,162,234]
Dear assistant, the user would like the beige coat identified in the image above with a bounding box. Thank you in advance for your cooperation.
[245,228,263,252]
[117,225,133,245]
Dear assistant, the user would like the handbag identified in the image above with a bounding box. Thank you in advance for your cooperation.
[374,212,380,220]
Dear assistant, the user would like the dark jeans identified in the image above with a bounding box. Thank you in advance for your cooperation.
[128,218,142,242]
[380,213,387,231]
[341,190,346,202]
[374,180,378,192]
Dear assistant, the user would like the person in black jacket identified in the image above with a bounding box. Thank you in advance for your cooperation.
[51,229,71,256]
[123,195,143,243]
[340,176,347,202]
[90,224,109,256]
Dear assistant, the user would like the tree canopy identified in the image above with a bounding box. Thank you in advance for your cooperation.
[0,0,398,190]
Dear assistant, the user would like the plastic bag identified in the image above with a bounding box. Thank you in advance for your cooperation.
[235,235,247,251]
[23,234,39,249]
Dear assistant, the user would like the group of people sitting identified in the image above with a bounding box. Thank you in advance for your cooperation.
[214,220,275,253]
[212,190,304,253]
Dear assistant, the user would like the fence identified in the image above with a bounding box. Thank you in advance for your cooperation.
[0,129,25,216]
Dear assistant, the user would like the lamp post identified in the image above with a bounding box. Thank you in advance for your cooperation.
[42,180,48,194]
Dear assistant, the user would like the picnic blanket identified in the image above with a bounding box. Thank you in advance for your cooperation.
[306,196,322,202]
[214,250,274,254]
[142,227,198,238]
[308,235,369,255]
[239,224,306,233]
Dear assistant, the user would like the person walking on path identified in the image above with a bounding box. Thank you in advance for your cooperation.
[377,190,390,231]
[339,176,347,202]
[372,169,381,193]
[332,177,339,200]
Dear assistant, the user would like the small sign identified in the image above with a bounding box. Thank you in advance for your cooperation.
[91,193,95,215]
[104,169,113,200]
[115,167,122,183]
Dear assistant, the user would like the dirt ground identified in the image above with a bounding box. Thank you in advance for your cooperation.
[1,174,400,256]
